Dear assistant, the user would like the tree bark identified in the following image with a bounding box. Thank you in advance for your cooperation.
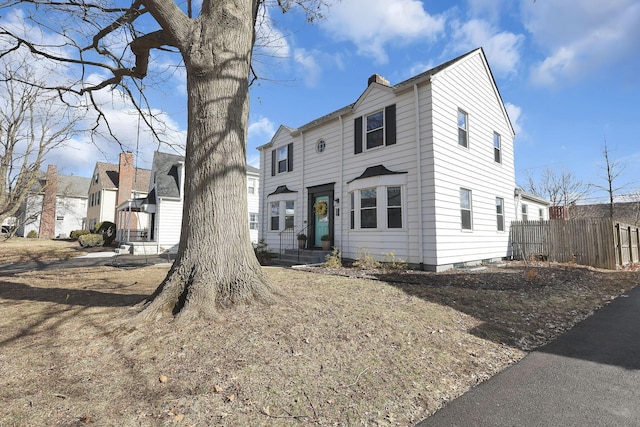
[139,0,278,321]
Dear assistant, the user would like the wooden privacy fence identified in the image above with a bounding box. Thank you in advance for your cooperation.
[510,219,640,270]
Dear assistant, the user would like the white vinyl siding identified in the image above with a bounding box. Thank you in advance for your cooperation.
[259,49,517,270]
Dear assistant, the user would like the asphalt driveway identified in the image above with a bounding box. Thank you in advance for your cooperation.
[416,283,640,426]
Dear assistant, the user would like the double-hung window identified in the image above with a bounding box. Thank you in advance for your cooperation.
[354,105,396,154]
[269,200,295,231]
[277,147,288,173]
[366,111,384,149]
[458,110,468,148]
[284,201,295,229]
[360,188,377,228]
[496,197,505,232]
[460,188,472,230]
[271,143,293,175]
[387,187,402,228]
[249,213,258,230]
[521,204,528,221]
[248,178,256,194]
[270,202,279,231]
[494,132,501,163]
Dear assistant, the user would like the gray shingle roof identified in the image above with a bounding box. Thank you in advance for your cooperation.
[153,151,184,199]
[30,173,91,198]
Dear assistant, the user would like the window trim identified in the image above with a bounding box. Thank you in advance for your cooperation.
[365,110,384,150]
[458,109,469,148]
[496,197,505,232]
[493,132,501,163]
[249,212,258,230]
[347,174,406,231]
[460,188,473,231]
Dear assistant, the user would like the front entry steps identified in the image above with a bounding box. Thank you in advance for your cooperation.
[274,248,332,266]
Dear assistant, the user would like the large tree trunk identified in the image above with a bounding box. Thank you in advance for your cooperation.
[139,0,278,321]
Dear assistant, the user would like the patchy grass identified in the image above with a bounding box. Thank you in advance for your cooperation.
[0,238,86,264]
[0,262,637,426]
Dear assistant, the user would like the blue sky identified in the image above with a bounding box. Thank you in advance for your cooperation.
[3,0,638,203]
[245,0,640,203]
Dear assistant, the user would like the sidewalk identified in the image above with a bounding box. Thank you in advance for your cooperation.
[416,284,640,427]
[0,252,173,275]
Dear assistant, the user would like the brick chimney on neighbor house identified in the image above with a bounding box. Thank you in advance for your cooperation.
[117,151,135,207]
[39,164,58,239]
[368,74,390,87]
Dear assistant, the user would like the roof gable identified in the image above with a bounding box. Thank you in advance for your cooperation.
[152,151,184,198]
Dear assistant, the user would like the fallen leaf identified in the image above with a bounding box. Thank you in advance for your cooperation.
[212,385,223,393]
[173,414,184,422]
[159,375,168,383]
[262,406,271,416]
[226,394,235,402]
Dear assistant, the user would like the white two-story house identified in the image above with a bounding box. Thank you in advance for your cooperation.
[258,48,521,271]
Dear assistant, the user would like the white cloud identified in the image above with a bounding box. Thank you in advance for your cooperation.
[449,19,523,77]
[293,48,322,87]
[249,116,276,142]
[321,0,445,64]
[523,0,640,86]
[505,102,523,136]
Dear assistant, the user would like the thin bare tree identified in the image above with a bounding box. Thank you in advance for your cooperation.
[524,167,589,207]
[0,58,82,230]
[1,0,326,320]
[590,140,627,218]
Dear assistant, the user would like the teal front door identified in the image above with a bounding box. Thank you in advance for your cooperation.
[314,195,330,247]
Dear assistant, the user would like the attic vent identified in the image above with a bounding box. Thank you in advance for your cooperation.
[368,74,390,87]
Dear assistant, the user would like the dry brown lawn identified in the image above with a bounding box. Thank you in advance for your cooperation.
[0,242,637,426]
[0,238,87,264]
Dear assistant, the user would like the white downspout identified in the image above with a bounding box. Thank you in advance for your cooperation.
[339,115,344,250]
[414,84,425,268]
[300,132,305,232]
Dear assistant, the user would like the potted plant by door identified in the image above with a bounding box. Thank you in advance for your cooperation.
[297,233,307,249]
[321,234,331,251]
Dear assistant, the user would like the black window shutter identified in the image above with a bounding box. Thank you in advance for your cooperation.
[271,150,276,176]
[287,143,293,172]
[385,104,396,146]
[354,116,363,154]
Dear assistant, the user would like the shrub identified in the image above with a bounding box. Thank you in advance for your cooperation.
[352,247,381,269]
[382,252,408,271]
[297,233,307,241]
[253,239,274,265]
[96,221,116,246]
[70,229,90,240]
[92,222,103,234]
[26,230,38,239]
[78,233,104,247]
[324,247,342,268]
[320,234,330,241]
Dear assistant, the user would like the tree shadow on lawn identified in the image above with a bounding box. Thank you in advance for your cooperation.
[0,280,149,308]
[368,266,640,370]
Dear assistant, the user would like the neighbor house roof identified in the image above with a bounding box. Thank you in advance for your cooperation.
[570,202,639,225]
[94,161,151,192]
[153,151,184,199]
[31,174,91,198]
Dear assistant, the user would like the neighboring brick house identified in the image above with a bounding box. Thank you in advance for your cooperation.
[86,152,152,236]
[258,48,526,271]
[16,165,91,238]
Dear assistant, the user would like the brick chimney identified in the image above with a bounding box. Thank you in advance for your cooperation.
[39,164,58,239]
[117,151,135,206]
[368,74,390,87]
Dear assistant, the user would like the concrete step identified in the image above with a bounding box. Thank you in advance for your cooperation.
[276,249,332,265]
[115,244,131,254]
